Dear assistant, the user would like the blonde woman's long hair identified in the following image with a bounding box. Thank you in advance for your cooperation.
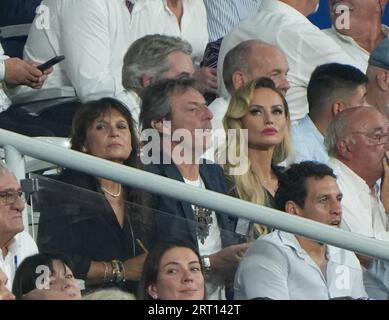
[222,78,291,235]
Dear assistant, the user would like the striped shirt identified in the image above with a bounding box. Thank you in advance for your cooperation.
[203,0,262,42]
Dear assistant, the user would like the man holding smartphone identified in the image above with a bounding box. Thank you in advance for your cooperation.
[0,43,54,136]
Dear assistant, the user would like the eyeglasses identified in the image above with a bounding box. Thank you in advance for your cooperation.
[0,190,25,206]
[351,131,389,144]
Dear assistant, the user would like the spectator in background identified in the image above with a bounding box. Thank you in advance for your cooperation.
[325,0,389,72]
[218,0,356,121]
[12,252,81,300]
[0,161,38,290]
[121,34,195,122]
[289,63,368,165]
[366,38,389,119]
[325,106,389,299]
[140,78,249,300]
[139,242,205,300]
[223,78,290,239]
[234,161,367,300]
[0,269,15,300]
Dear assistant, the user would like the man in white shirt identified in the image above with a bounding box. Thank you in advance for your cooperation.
[121,34,195,123]
[324,0,389,72]
[234,161,367,300]
[289,63,368,165]
[324,106,389,298]
[218,0,356,121]
[0,161,38,289]
[206,39,290,161]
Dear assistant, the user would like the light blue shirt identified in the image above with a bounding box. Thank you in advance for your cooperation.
[203,0,262,42]
[290,115,329,164]
[234,230,367,300]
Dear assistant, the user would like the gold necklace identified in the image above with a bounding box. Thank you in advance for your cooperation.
[101,184,122,198]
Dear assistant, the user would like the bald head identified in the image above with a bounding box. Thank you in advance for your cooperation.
[223,40,290,95]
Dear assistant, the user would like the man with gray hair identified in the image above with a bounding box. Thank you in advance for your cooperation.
[366,38,389,119]
[0,161,38,289]
[325,106,389,298]
[121,34,195,122]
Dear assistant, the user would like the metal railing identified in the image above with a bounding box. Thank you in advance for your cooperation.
[1,128,389,261]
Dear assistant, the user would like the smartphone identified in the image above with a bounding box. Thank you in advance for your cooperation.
[37,55,65,71]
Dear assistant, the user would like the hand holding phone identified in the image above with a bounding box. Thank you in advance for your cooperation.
[37,55,65,72]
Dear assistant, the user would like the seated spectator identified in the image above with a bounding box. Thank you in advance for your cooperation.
[234,161,367,300]
[0,269,15,300]
[324,0,389,72]
[36,98,153,294]
[218,0,356,121]
[12,252,81,300]
[289,63,368,165]
[121,34,195,122]
[223,77,290,239]
[366,38,389,119]
[138,242,205,300]
[0,161,38,289]
[140,78,249,300]
[324,106,389,299]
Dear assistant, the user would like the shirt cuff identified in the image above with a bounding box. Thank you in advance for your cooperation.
[0,55,9,82]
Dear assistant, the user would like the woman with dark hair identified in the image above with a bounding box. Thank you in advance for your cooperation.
[12,253,81,300]
[36,98,153,294]
[138,242,205,300]
[222,77,291,239]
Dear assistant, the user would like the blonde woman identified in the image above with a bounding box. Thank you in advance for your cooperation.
[223,77,291,239]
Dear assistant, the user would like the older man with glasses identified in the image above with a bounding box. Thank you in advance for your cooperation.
[324,106,389,299]
[0,161,37,290]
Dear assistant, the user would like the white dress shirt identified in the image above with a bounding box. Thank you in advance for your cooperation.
[329,158,389,299]
[234,230,367,300]
[218,0,357,121]
[0,231,38,289]
[329,158,389,240]
[323,25,389,73]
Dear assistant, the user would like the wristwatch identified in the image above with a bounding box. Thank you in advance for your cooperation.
[201,255,212,274]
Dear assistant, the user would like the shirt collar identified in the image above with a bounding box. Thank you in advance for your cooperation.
[278,230,341,263]
[329,158,370,193]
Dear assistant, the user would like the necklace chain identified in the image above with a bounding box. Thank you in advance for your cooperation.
[101,184,122,198]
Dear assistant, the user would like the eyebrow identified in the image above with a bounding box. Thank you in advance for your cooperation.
[163,261,201,268]
[0,188,22,193]
[187,101,207,107]
[249,104,284,109]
